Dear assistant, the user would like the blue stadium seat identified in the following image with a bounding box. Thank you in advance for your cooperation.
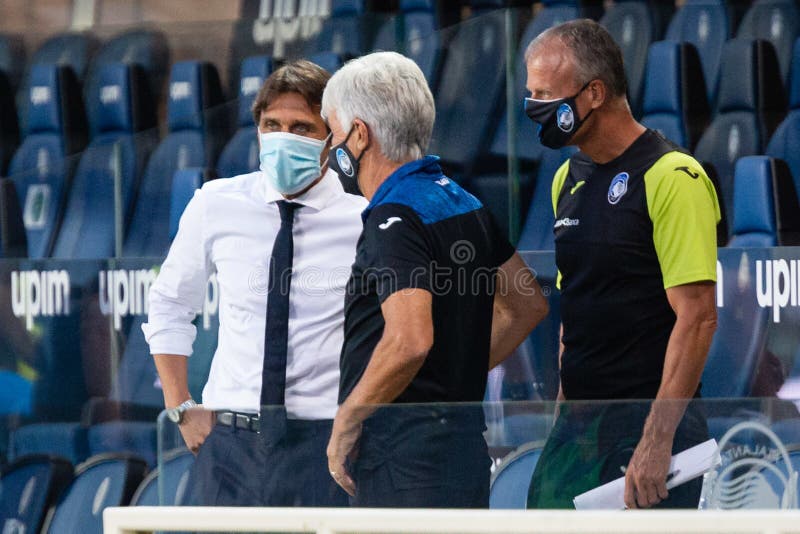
[83,29,169,138]
[702,156,800,397]
[10,423,90,465]
[430,0,513,173]
[640,41,710,150]
[489,0,599,166]
[16,33,98,131]
[694,39,787,237]
[307,0,367,57]
[466,173,534,240]
[518,146,578,252]
[170,169,207,240]
[772,419,800,446]
[666,0,731,104]
[309,51,345,74]
[731,157,800,248]
[373,0,443,89]
[130,449,194,506]
[124,60,227,257]
[502,413,554,447]
[115,316,164,409]
[217,55,272,178]
[601,1,670,117]
[0,33,26,94]
[737,0,800,86]
[225,0,323,97]
[52,63,158,259]
[87,422,157,468]
[0,370,31,415]
[0,178,26,257]
[0,455,73,534]
[8,64,88,258]
[43,454,147,534]
[767,37,800,193]
[489,441,544,509]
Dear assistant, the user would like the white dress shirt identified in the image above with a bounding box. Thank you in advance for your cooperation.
[142,169,366,419]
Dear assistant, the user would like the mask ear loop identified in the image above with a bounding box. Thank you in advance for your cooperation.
[319,132,333,173]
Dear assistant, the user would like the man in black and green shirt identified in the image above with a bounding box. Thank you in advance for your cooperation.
[523,20,720,509]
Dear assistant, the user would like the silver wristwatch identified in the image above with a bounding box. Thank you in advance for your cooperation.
[166,399,198,425]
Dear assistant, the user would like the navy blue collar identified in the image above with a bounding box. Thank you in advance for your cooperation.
[363,156,442,221]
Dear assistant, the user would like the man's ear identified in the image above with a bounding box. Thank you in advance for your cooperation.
[588,79,607,110]
[354,119,370,151]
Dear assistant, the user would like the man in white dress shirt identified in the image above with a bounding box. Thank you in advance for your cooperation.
[142,60,365,506]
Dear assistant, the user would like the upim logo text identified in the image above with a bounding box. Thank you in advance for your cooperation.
[11,270,71,330]
[756,259,800,323]
[99,269,159,331]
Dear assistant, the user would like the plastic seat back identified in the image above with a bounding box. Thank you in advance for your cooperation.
[52,63,157,259]
[124,61,226,257]
[217,55,273,178]
[0,455,73,534]
[641,40,710,150]
[8,64,88,258]
[44,454,147,534]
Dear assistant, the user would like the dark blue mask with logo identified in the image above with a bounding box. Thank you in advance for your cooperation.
[328,124,369,194]
[524,80,593,149]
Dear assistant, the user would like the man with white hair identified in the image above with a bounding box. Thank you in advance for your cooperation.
[323,51,550,508]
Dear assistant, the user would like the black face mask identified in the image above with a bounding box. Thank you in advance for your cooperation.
[524,80,594,149]
[328,125,368,195]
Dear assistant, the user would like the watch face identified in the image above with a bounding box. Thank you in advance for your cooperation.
[167,408,181,424]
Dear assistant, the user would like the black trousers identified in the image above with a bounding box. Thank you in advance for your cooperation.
[352,406,491,508]
[528,400,708,509]
[188,418,349,507]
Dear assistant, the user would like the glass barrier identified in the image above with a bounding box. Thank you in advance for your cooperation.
[156,398,800,510]
[3,248,800,466]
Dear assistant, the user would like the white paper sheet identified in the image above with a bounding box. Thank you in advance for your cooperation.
[573,438,720,510]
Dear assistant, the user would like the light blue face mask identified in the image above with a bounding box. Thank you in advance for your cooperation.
[259,131,327,195]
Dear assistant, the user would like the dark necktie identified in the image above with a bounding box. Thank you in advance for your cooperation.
[261,200,299,409]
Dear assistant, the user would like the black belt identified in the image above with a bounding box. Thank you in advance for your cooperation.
[216,411,260,432]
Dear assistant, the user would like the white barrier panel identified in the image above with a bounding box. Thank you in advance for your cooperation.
[104,507,800,534]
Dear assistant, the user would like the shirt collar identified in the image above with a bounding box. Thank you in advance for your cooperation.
[363,155,442,221]
[262,168,344,211]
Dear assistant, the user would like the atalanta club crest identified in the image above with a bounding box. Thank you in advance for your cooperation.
[556,103,575,132]
[336,148,354,177]
[607,172,630,205]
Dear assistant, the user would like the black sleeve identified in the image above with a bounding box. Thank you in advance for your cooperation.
[363,203,433,303]
[487,208,516,267]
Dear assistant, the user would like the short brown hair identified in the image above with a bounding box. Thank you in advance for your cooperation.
[526,19,628,99]
[251,60,332,125]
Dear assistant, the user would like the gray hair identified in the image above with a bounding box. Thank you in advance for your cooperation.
[525,19,628,98]
[321,51,435,162]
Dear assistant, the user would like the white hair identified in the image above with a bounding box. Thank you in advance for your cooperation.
[321,51,435,162]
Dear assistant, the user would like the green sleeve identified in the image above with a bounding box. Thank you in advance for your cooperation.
[551,161,570,290]
[644,152,721,289]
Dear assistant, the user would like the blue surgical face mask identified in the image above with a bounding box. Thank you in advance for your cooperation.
[259,131,327,195]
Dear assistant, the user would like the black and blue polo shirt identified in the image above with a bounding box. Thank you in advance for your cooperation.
[339,156,515,404]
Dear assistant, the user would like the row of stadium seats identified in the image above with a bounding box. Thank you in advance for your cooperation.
[0,450,192,534]
[3,8,800,258]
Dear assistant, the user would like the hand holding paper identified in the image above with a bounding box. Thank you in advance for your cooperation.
[573,439,720,510]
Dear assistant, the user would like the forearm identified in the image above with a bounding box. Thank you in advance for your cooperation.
[339,335,427,424]
[642,315,716,442]
[489,307,526,369]
[153,354,192,408]
[488,255,549,369]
